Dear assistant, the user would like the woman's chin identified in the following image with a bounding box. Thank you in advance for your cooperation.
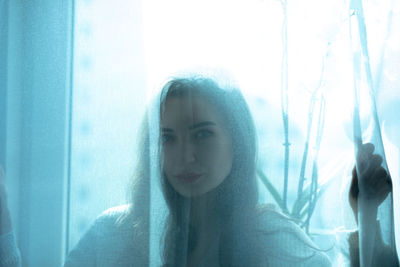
[176,188,207,198]
[175,185,220,199]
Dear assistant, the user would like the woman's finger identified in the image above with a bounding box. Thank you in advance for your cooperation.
[366,168,392,202]
[357,143,374,162]
[375,180,392,202]
[361,143,375,155]
[368,167,387,185]
[368,154,383,172]
[357,144,375,172]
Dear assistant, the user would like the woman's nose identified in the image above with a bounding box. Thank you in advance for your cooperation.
[180,140,196,163]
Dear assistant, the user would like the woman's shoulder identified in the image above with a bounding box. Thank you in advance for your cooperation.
[64,204,140,266]
[70,203,134,245]
[96,204,132,222]
[252,204,331,266]
[96,204,132,220]
[254,204,295,229]
[85,204,137,241]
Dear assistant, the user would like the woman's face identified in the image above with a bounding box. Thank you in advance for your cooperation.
[161,95,233,197]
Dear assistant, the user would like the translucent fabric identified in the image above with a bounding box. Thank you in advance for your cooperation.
[349,0,398,266]
[1,0,400,266]
[66,76,332,266]
[67,0,399,266]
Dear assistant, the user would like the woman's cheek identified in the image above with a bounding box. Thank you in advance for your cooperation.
[162,147,174,175]
[203,141,230,163]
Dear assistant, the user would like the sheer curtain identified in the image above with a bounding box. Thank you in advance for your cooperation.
[68,0,400,265]
[2,0,398,266]
[3,1,73,266]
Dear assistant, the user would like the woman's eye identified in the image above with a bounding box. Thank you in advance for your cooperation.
[162,134,175,143]
[195,129,213,139]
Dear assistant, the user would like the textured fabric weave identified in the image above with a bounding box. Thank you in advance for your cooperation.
[64,205,331,267]
[0,231,21,267]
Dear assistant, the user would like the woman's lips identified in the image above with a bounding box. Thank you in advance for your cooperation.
[175,173,203,183]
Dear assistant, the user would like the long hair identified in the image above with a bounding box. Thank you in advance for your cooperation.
[129,76,259,266]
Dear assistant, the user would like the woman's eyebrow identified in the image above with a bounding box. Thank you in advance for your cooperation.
[189,121,216,130]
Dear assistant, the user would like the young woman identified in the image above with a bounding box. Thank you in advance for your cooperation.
[63,76,332,266]
[0,76,395,266]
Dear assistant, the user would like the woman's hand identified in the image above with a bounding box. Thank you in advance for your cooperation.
[0,166,13,235]
[349,143,392,223]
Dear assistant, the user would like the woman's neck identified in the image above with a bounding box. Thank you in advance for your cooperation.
[186,192,221,266]
[189,191,219,232]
